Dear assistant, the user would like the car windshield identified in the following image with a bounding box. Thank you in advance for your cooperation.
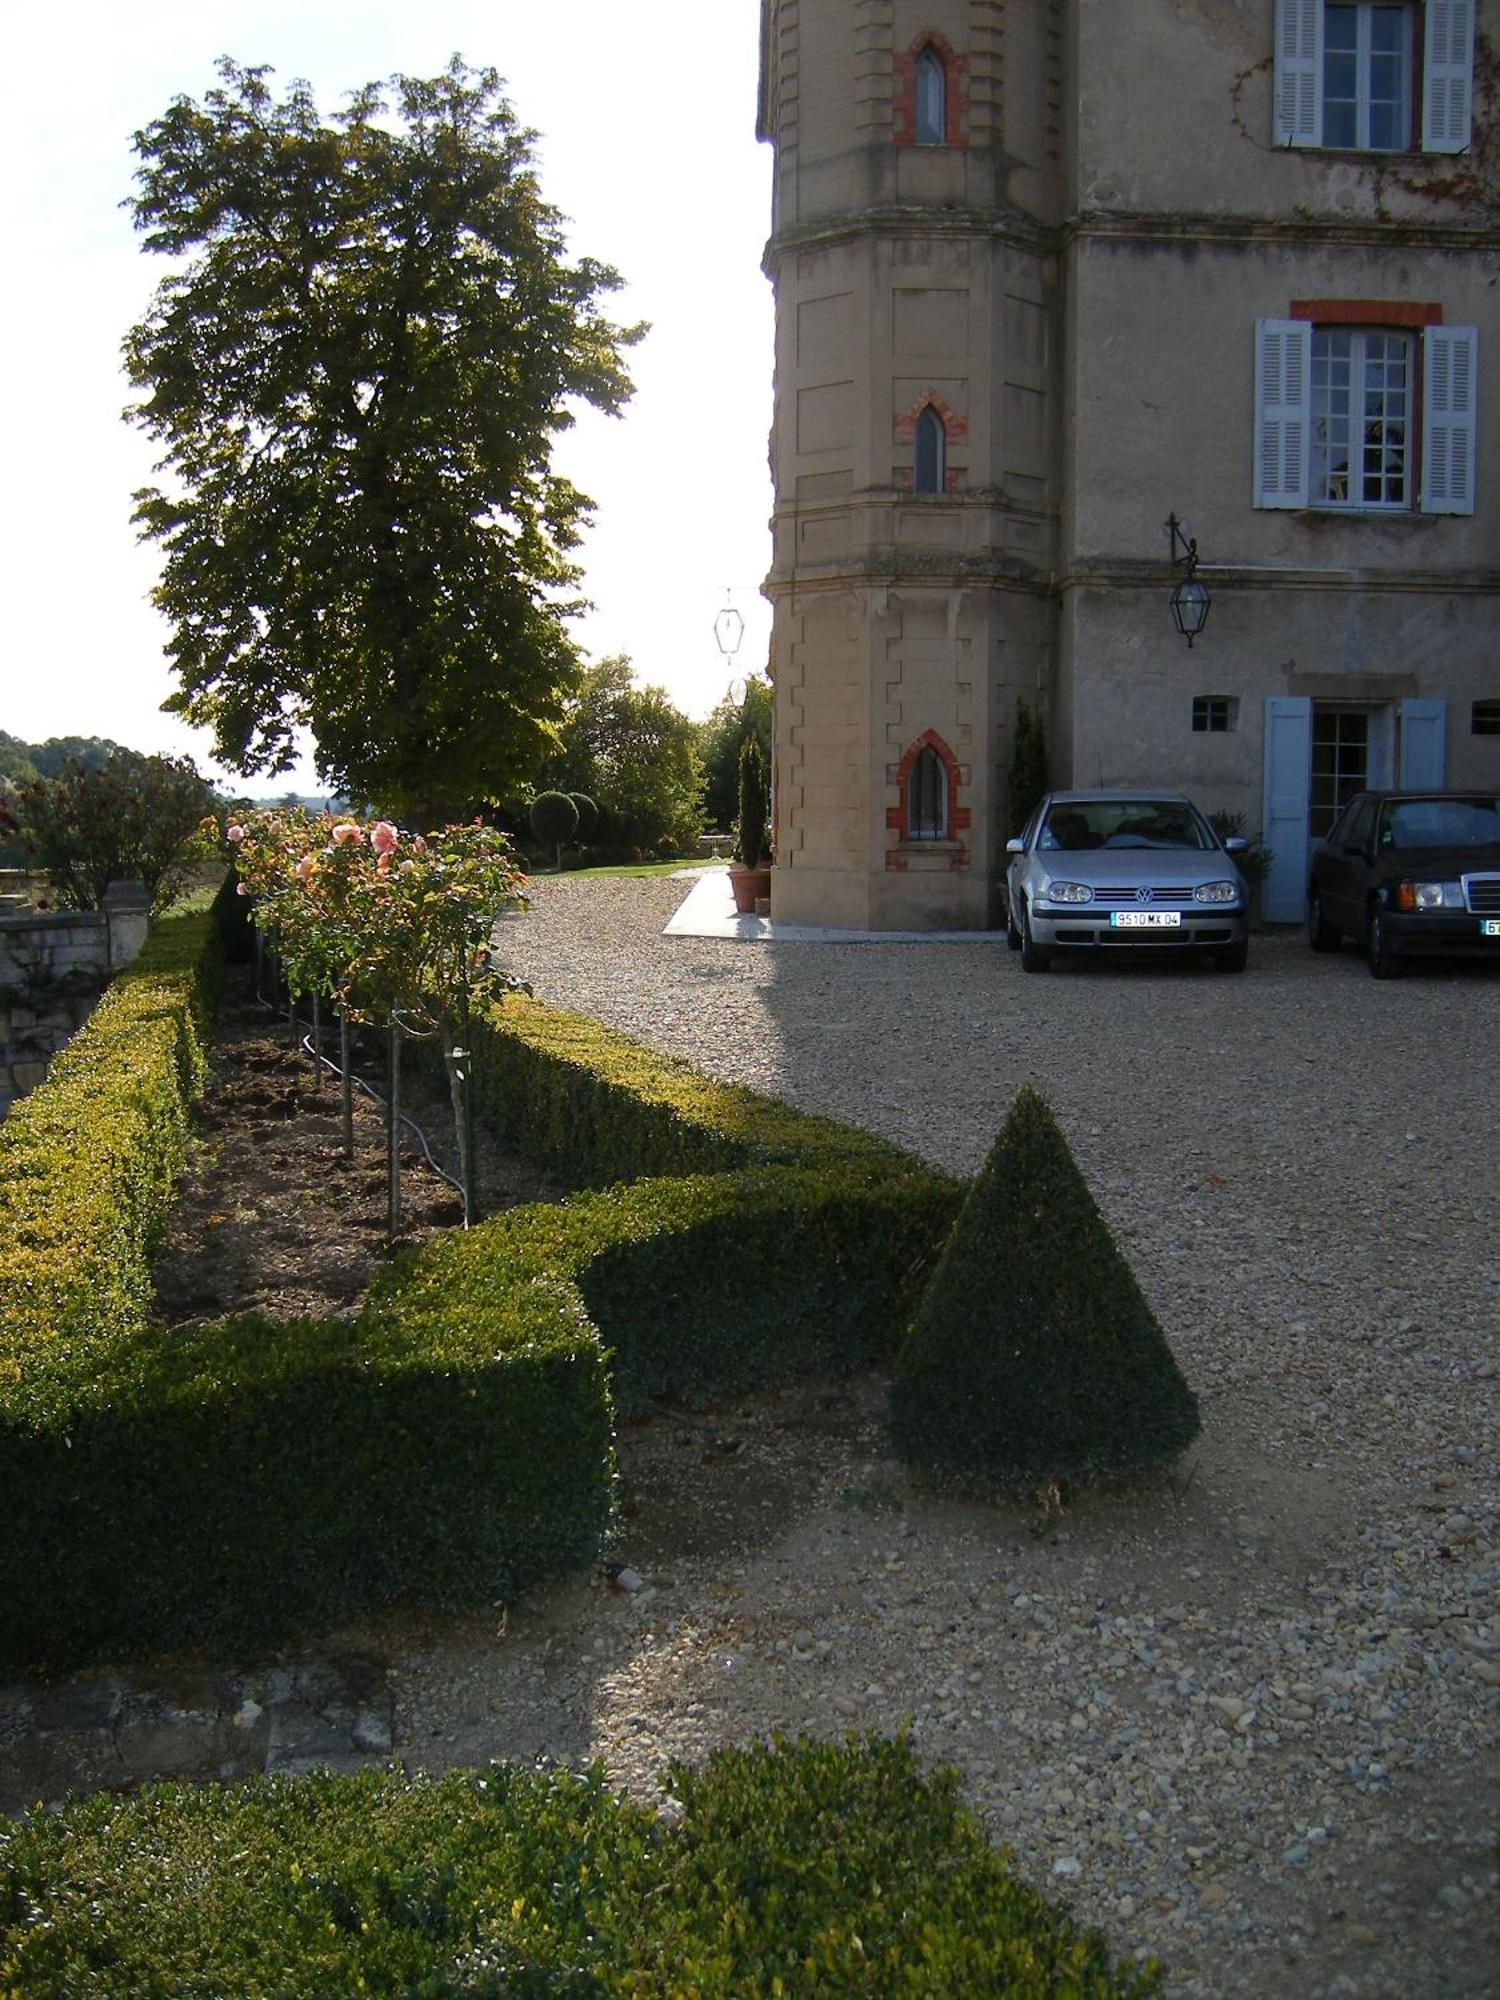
[1378,797,1500,850]
[1038,800,1215,852]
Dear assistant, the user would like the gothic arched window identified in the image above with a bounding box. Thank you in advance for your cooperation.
[908,743,949,840]
[914,405,946,493]
[915,45,947,143]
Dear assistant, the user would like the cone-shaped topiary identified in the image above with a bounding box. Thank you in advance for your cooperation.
[889,1085,1199,1488]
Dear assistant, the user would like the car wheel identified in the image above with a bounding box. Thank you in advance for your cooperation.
[1307,890,1340,953]
[1367,904,1402,980]
[1216,940,1248,974]
[1019,904,1050,973]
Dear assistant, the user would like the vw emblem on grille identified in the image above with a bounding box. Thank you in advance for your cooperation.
[1135,886,1153,904]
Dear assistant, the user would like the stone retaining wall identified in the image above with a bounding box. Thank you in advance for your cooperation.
[0,884,151,1116]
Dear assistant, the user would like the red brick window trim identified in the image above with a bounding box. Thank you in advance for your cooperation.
[894,33,969,148]
[1290,299,1443,327]
[887,731,971,854]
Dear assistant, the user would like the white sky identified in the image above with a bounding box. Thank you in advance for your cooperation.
[0,1,773,793]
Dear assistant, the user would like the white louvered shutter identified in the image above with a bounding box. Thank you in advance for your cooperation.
[1423,0,1475,153]
[1254,319,1311,508]
[1274,0,1323,146]
[1421,326,1478,516]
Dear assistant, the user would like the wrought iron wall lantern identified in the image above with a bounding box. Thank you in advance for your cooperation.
[1165,513,1211,647]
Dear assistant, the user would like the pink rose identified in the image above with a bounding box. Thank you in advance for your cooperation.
[226,823,247,844]
[331,822,363,847]
[413,836,428,852]
[236,880,250,897]
[376,851,393,875]
[295,854,318,882]
[371,821,399,855]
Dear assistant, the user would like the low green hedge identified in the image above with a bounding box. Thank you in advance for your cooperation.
[0,906,214,1394]
[1,898,962,1671]
[459,990,928,1187]
[0,1737,1160,1997]
[371,1161,960,1416]
[0,1278,616,1672]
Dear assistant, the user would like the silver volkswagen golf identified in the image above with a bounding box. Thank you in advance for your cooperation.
[1005,790,1250,973]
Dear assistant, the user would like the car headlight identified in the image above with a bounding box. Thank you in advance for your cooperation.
[1193,879,1240,904]
[1044,881,1094,904]
[1395,880,1465,911]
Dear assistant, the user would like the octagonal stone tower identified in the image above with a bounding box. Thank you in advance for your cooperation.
[757,0,1061,929]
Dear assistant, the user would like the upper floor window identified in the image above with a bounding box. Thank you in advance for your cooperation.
[1323,3,1411,148]
[915,46,947,143]
[913,405,946,493]
[1274,0,1473,152]
[1473,701,1500,737]
[908,743,949,839]
[1255,317,1477,515]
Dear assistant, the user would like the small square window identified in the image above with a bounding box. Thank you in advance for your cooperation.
[1472,699,1500,736]
[1192,696,1239,734]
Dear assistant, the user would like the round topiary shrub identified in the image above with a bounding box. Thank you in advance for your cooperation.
[889,1084,1200,1489]
[568,792,600,842]
[529,790,579,869]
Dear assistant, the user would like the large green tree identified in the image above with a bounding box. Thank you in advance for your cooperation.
[125,58,641,824]
[541,657,703,855]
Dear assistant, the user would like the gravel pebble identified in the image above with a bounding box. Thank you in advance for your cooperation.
[468,878,1500,2000]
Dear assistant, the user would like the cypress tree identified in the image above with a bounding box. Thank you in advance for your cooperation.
[890,1086,1200,1487]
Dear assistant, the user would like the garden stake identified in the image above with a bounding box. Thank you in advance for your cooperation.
[339,1008,354,1158]
[444,1038,476,1228]
[253,927,265,1004]
[311,993,322,1094]
[387,1020,403,1242]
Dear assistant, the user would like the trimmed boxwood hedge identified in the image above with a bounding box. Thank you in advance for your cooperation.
[890,1086,1200,1489]
[0,904,214,1394]
[456,989,931,1188]
[0,904,961,1673]
[0,1737,1161,1997]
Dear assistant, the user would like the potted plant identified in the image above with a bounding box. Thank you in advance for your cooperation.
[728,736,772,915]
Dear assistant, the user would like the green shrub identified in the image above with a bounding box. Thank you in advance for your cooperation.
[733,732,771,868]
[890,1086,1200,1488]
[1008,698,1049,836]
[372,1164,959,1416]
[530,789,580,868]
[1,1277,615,1672]
[0,906,214,1389]
[0,1739,1161,1997]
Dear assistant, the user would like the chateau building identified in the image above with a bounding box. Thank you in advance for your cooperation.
[756,1,1497,928]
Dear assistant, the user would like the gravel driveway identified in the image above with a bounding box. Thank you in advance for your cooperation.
[491,875,1499,2000]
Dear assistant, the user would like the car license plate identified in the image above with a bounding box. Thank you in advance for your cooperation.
[1111,911,1180,929]
[1482,920,1500,938]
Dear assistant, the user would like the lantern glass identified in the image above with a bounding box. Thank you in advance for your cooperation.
[1170,577,1211,640]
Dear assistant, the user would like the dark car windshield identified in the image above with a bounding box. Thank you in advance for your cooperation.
[1039,800,1215,852]
[1378,797,1500,850]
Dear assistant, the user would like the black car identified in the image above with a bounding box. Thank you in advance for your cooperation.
[1307,791,1500,978]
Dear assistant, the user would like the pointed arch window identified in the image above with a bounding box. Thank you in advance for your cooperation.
[915,45,947,143]
[914,405,946,492]
[908,743,949,840]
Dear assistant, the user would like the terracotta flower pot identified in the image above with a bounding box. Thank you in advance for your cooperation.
[728,865,772,914]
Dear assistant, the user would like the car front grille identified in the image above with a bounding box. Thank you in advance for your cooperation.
[1089,886,1198,907]
[1464,873,1500,914]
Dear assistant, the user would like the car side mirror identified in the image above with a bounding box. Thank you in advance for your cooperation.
[1223,835,1248,854]
[1005,836,1025,855]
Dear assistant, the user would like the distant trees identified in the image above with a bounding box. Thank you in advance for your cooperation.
[124,58,641,823]
[2,751,218,912]
[697,676,772,834]
[539,657,703,856]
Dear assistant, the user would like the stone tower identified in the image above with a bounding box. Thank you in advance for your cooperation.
[757,0,1061,930]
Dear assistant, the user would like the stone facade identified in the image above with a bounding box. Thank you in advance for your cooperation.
[758,0,1500,928]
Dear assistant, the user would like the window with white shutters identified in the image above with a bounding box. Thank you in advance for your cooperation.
[1273,0,1473,152]
[1255,319,1478,518]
